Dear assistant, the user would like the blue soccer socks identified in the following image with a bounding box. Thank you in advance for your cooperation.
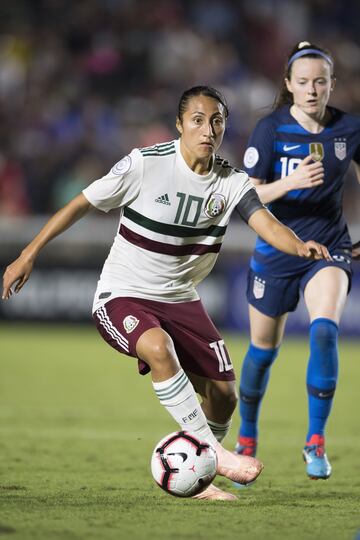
[237,318,338,478]
[306,318,338,441]
[238,343,279,440]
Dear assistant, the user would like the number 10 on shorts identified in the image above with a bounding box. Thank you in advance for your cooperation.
[209,340,233,372]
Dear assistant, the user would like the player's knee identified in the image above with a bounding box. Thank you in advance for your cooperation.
[225,389,238,415]
[137,328,179,373]
[310,318,338,353]
[248,343,279,367]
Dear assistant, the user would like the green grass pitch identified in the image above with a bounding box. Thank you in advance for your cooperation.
[1,324,359,540]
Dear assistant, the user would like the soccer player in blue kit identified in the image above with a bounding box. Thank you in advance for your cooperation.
[234,41,360,480]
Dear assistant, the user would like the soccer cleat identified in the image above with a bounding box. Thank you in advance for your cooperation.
[302,434,332,480]
[192,483,238,501]
[215,442,263,485]
[234,436,257,457]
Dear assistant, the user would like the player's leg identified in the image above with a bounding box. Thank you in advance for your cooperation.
[235,305,286,456]
[235,270,298,458]
[156,298,263,488]
[186,372,237,441]
[94,297,261,495]
[179,377,240,500]
[185,370,262,496]
[302,266,349,479]
[159,298,239,444]
[95,297,218,445]
[136,326,224,445]
[137,329,248,500]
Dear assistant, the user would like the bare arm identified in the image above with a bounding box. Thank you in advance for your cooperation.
[352,161,360,260]
[253,155,324,204]
[248,208,331,260]
[2,193,93,299]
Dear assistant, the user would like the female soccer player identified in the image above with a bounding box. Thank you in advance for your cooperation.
[2,85,330,500]
[234,42,360,480]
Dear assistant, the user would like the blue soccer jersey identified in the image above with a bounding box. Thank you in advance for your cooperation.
[243,105,360,277]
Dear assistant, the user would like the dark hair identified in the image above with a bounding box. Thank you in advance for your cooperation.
[177,85,229,122]
[274,41,335,109]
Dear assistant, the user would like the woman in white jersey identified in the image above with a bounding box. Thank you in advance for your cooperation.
[2,86,330,501]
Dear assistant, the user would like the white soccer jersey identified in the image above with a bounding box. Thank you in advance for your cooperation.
[83,139,254,311]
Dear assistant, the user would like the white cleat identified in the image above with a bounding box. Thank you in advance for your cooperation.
[192,483,238,501]
[215,442,263,485]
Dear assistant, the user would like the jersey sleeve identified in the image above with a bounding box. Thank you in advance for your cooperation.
[82,149,142,212]
[229,169,265,222]
[243,116,275,182]
[235,188,265,223]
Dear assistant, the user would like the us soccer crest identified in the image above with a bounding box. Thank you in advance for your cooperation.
[334,138,346,161]
[253,276,266,299]
[205,193,226,218]
[309,142,324,161]
[123,315,139,334]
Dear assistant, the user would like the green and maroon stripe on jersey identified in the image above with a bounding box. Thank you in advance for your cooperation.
[123,206,226,238]
[119,224,222,256]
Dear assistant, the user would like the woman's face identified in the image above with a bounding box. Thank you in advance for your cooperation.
[285,57,335,115]
[176,95,226,163]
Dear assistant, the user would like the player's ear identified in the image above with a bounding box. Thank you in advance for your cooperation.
[285,78,293,94]
[176,117,183,135]
[330,77,336,92]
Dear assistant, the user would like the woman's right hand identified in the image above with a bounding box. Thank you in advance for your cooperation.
[2,193,92,301]
[287,155,324,191]
[2,253,34,300]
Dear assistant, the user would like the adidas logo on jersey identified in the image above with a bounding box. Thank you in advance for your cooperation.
[155,193,171,205]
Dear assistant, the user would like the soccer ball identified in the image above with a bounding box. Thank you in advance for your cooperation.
[151,431,217,497]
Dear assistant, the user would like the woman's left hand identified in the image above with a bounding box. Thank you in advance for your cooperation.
[297,241,332,261]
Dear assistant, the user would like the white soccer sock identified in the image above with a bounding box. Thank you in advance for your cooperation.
[207,419,232,442]
[152,369,217,447]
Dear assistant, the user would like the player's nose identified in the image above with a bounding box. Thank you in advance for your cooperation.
[202,121,214,137]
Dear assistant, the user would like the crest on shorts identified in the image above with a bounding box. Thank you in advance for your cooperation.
[123,315,139,334]
[334,138,346,161]
[309,142,324,161]
[205,193,226,218]
[253,276,266,299]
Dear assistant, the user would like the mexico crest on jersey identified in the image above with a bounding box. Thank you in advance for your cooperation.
[334,138,346,161]
[309,142,324,161]
[204,193,226,218]
[253,276,266,299]
[123,315,139,334]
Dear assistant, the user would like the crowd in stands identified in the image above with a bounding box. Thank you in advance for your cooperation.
[1,0,359,222]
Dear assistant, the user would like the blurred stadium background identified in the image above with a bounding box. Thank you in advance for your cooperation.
[1,0,359,335]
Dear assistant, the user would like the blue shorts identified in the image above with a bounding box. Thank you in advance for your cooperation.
[246,251,352,317]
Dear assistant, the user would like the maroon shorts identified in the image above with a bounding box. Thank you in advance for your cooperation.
[93,296,235,381]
